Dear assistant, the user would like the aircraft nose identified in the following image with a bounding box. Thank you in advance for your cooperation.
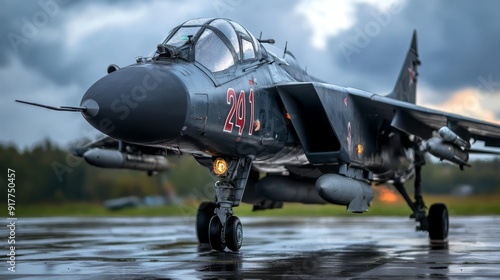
[81,64,188,144]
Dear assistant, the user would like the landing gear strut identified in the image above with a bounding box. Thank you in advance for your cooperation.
[394,142,449,244]
[196,156,253,251]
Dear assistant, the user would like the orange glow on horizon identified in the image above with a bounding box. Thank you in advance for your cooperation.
[421,88,500,125]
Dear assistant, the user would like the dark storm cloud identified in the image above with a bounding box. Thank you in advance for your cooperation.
[328,0,500,98]
[1,0,93,63]
[1,0,162,88]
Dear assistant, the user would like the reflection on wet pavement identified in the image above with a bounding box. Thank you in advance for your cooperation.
[2,216,500,279]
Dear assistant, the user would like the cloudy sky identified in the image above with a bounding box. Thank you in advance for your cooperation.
[2,0,500,149]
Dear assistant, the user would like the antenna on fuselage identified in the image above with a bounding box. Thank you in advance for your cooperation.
[283,41,288,58]
[257,31,275,44]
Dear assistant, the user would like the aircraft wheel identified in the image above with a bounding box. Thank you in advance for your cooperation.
[225,216,243,251]
[428,203,449,242]
[209,215,226,251]
[196,202,217,243]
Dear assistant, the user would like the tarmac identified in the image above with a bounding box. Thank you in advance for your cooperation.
[2,215,500,279]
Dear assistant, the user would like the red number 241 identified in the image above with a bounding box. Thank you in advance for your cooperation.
[223,88,254,136]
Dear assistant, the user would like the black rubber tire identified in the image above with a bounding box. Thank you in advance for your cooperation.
[225,216,243,251]
[428,203,449,242]
[196,202,217,244]
[209,215,226,251]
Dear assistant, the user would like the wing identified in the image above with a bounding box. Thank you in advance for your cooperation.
[348,87,500,148]
[275,81,500,170]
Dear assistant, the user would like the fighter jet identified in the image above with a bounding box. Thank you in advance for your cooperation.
[17,18,500,252]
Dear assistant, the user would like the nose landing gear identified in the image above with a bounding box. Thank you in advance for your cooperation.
[196,156,253,252]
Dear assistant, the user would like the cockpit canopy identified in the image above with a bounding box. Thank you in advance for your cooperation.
[160,18,262,73]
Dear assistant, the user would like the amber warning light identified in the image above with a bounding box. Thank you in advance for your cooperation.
[213,158,228,175]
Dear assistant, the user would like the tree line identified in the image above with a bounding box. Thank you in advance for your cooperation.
[0,140,499,203]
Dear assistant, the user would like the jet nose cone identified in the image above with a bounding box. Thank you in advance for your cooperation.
[81,64,188,144]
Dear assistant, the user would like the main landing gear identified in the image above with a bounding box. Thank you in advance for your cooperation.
[394,143,449,244]
[196,157,253,252]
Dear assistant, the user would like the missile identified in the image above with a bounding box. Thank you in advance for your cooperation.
[83,148,168,172]
[254,175,327,204]
[315,174,374,212]
[438,127,470,149]
[426,137,469,166]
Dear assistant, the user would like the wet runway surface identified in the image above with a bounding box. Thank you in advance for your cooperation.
[3,215,500,279]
